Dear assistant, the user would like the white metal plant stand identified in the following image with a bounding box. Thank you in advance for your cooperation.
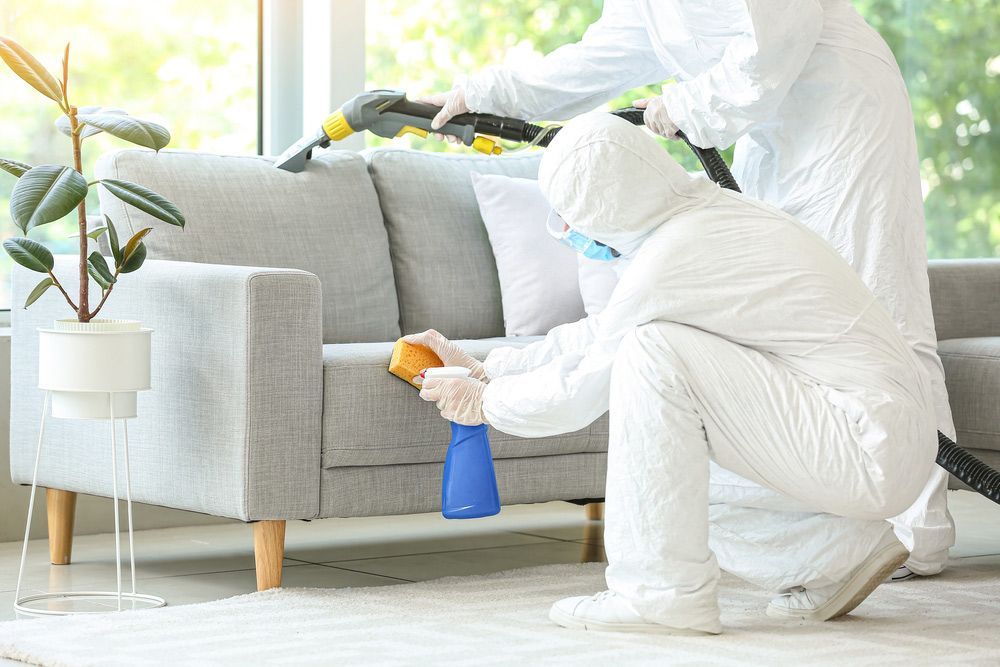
[14,320,165,616]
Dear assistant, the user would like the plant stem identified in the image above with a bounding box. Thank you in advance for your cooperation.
[88,284,113,320]
[67,105,90,322]
[47,272,78,312]
[87,266,120,320]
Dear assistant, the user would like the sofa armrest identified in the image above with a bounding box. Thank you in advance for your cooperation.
[9,256,323,521]
[929,259,1000,341]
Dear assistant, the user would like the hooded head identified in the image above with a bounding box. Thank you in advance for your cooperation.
[538,112,720,258]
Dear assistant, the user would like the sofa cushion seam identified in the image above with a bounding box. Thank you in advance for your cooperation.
[939,352,1000,362]
[956,427,1000,437]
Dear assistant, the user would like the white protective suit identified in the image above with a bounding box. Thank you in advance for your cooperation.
[462,0,955,573]
[480,113,936,632]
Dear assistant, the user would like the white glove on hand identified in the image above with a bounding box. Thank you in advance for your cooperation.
[633,95,679,140]
[419,376,488,426]
[402,329,488,381]
[416,87,469,143]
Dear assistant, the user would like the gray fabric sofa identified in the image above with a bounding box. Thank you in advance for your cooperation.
[9,147,999,591]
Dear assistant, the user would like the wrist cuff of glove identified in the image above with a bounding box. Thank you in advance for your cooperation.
[459,74,489,114]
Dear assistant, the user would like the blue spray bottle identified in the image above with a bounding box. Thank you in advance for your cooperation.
[422,367,501,519]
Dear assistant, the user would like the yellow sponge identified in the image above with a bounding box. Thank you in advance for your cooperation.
[388,339,443,389]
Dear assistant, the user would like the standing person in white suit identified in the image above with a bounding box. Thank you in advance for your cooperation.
[407,113,937,634]
[424,0,954,579]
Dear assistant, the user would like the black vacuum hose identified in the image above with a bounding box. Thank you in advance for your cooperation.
[938,431,1000,503]
[520,108,743,193]
[521,107,1000,506]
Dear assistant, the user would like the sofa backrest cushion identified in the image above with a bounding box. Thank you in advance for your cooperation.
[928,259,1000,341]
[365,148,542,339]
[96,149,400,343]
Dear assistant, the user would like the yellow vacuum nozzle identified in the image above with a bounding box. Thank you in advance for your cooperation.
[322,110,355,141]
[472,136,502,156]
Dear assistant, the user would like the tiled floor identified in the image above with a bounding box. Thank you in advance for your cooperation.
[0,500,607,622]
[0,490,996,627]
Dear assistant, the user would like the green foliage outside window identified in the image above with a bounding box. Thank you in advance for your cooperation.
[367,0,998,259]
[0,1,256,311]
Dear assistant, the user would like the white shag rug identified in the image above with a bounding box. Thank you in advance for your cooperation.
[1,560,998,666]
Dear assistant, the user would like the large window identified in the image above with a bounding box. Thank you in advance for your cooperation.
[858,0,998,258]
[0,1,258,311]
[2,1,994,316]
[367,0,998,259]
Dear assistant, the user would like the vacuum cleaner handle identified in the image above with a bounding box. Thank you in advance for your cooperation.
[276,90,740,188]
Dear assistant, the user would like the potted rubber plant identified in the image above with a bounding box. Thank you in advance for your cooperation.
[0,36,185,419]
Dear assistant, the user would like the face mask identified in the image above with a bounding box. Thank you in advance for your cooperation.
[545,209,621,262]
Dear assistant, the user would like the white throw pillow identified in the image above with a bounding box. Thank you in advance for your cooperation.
[470,172,585,336]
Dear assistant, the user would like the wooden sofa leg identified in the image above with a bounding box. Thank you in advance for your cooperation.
[585,502,604,521]
[253,520,286,591]
[46,489,77,565]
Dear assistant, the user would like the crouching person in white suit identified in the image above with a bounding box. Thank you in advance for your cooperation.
[407,113,936,635]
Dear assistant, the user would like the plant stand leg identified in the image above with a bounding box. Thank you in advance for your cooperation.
[108,393,123,610]
[253,520,286,591]
[122,419,137,595]
[15,393,51,606]
[585,502,604,521]
[14,391,165,617]
[46,489,77,565]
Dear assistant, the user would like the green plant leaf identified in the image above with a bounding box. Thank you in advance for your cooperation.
[76,113,170,151]
[0,36,63,103]
[119,241,146,273]
[3,237,54,273]
[24,276,54,308]
[10,165,88,232]
[0,157,31,178]
[55,106,126,139]
[100,179,184,227]
[88,264,111,290]
[105,215,122,266]
[121,227,152,265]
[87,251,115,284]
[86,226,107,239]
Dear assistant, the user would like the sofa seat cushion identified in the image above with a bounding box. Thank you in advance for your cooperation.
[939,337,1000,451]
[322,338,609,468]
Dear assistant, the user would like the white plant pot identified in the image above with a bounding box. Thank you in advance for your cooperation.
[38,319,152,420]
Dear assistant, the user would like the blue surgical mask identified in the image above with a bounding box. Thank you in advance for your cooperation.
[545,209,620,262]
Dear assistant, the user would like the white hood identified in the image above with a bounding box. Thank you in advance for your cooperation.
[538,112,720,258]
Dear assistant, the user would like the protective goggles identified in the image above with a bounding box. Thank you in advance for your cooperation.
[545,209,620,262]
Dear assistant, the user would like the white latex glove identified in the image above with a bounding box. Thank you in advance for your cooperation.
[633,95,679,140]
[419,376,488,426]
[416,87,469,143]
[402,329,488,381]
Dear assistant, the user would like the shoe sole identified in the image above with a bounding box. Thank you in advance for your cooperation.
[888,568,918,582]
[766,540,909,622]
[548,605,714,636]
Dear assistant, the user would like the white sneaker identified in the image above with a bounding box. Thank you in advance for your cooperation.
[767,529,909,621]
[887,564,918,582]
[548,590,716,635]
